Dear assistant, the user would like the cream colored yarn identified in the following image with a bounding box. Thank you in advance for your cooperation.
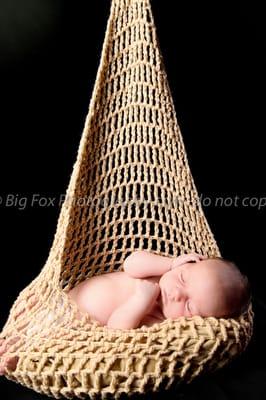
[0,0,253,398]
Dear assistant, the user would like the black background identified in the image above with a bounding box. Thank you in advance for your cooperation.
[0,0,265,398]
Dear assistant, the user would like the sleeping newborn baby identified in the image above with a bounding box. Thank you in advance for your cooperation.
[68,250,251,329]
[0,250,251,374]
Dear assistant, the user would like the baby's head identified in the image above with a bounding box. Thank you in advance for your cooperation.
[159,257,251,319]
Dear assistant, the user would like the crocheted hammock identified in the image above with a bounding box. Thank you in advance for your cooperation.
[0,0,253,398]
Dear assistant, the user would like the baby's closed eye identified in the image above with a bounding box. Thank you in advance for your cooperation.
[180,272,185,284]
[186,301,192,314]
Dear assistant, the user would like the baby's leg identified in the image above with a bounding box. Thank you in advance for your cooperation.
[0,295,38,375]
[0,294,84,375]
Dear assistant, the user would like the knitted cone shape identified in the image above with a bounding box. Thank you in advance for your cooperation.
[0,0,253,398]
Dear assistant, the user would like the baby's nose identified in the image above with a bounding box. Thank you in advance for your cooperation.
[169,286,185,301]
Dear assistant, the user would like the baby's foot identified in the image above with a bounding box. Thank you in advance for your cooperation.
[0,336,20,375]
[0,295,38,376]
[0,293,86,376]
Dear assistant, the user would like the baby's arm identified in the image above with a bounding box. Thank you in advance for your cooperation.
[107,280,160,329]
[123,250,173,277]
[124,250,206,278]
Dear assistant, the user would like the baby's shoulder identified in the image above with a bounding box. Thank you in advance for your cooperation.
[104,270,129,280]
[99,270,136,286]
[107,272,160,284]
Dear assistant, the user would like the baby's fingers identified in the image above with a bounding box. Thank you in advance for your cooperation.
[197,254,208,260]
[189,253,207,261]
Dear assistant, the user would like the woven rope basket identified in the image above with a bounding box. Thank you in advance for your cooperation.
[0,0,253,398]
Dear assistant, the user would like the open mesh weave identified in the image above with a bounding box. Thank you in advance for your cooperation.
[0,0,253,398]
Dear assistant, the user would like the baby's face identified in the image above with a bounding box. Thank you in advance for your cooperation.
[158,259,229,319]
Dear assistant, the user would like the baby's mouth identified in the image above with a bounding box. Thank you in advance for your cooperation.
[158,291,163,307]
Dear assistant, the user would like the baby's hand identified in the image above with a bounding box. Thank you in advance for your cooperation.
[171,253,207,270]
[135,279,160,302]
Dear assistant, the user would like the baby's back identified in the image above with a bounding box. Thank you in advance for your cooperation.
[68,271,164,327]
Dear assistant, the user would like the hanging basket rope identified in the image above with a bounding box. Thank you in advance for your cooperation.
[0,0,253,398]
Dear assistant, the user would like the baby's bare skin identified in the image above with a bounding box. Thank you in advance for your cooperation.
[67,271,164,329]
[67,251,206,329]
